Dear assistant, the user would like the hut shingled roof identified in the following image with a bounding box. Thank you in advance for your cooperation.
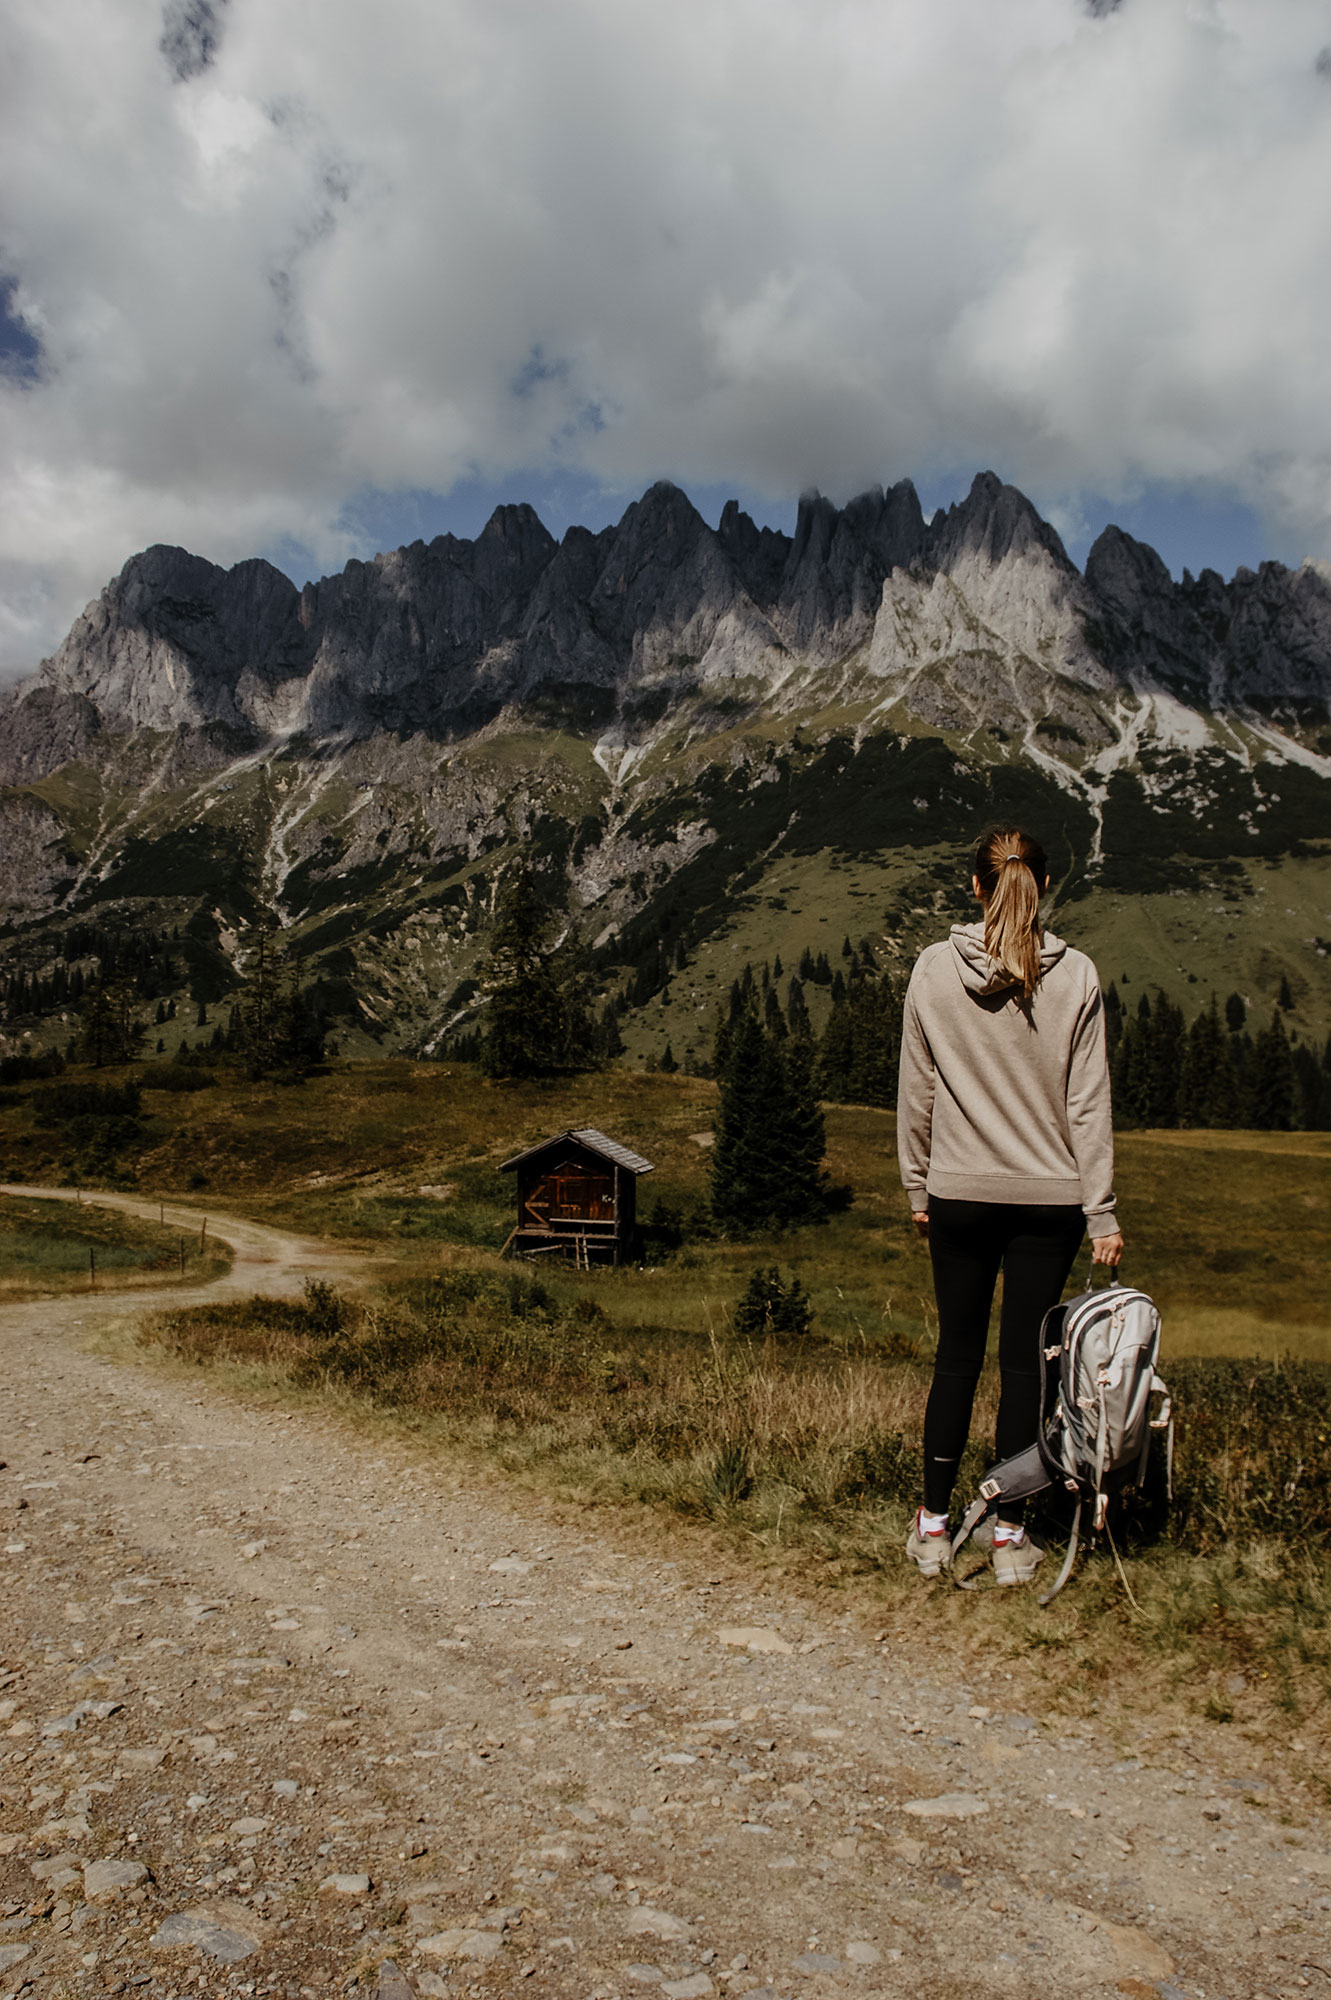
[498,1127,655,1176]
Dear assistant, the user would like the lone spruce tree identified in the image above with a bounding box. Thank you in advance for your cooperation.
[76,977,145,1068]
[1247,1008,1296,1130]
[709,1003,833,1236]
[480,864,592,1079]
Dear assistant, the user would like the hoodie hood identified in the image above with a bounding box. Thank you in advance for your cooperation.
[949,920,1067,997]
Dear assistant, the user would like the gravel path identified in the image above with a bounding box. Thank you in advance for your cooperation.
[0,1194,1327,2000]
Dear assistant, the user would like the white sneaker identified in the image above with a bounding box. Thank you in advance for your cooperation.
[905,1509,951,1577]
[992,1534,1044,1586]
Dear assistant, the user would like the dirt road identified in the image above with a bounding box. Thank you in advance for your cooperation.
[0,1195,1326,2000]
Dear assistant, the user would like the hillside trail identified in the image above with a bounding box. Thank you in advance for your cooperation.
[0,1195,1325,2000]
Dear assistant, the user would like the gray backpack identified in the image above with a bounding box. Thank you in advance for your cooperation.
[951,1276,1173,1604]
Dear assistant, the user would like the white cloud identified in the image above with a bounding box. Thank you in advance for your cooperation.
[3,0,1331,671]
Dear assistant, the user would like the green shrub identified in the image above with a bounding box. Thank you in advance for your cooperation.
[734,1266,814,1340]
[139,1065,216,1093]
[1152,1357,1331,1552]
[35,1080,141,1125]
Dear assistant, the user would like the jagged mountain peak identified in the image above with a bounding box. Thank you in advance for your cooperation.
[4,467,1328,780]
[1084,521,1174,603]
[927,469,1077,575]
[608,480,711,551]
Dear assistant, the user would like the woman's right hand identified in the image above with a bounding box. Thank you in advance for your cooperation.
[1090,1230,1124,1268]
[912,1210,930,1239]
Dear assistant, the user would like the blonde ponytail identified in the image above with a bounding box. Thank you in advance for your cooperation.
[973,828,1048,998]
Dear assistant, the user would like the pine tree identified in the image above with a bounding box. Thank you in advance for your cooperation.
[230,930,325,1077]
[785,975,813,1046]
[1248,1009,1296,1130]
[1292,1042,1331,1131]
[709,1009,775,1234]
[593,1002,625,1061]
[479,865,592,1079]
[709,1005,832,1236]
[1143,992,1185,1126]
[780,1035,830,1220]
[1278,974,1295,1012]
[733,1267,813,1340]
[1103,982,1124,1055]
[76,978,145,1068]
[1178,998,1237,1128]
[1224,992,1247,1033]
[1111,990,1182,1127]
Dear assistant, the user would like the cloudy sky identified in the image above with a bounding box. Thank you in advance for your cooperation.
[2,0,1331,675]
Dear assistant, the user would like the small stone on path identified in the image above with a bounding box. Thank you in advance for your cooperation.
[624,1906,695,1943]
[118,1745,166,1771]
[83,1857,148,1901]
[0,1944,31,1973]
[320,1871,371,1895]
[845,1943,879,1966]
[901,1792,988,1819]
[793,1954,841,1974]
[717,1627,794,1656]
[417,1927,505,1961]
[150,1900,264,1964]
[662,1976,713,1999]
[375,1960,418,2000]
[626,1965,664,1984]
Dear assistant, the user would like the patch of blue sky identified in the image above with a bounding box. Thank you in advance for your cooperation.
[0,280,41,384]
[1058,485,1301,582]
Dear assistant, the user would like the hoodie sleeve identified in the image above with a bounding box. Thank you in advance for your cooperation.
[1066,973,1117,1234]
[897,967,935,1212]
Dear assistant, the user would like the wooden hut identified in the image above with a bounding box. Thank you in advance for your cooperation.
[499,1127,654,1267]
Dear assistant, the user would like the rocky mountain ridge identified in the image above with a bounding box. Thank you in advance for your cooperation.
[1,471,1328,1058]
[6,473,1331,768]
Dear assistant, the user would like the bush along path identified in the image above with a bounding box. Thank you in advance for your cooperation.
[0,1200,1328,1999]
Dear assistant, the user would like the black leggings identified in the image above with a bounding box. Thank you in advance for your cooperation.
[922,1197,1085,1521]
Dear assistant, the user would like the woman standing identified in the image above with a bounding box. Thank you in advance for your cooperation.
[897,828,1123,1585]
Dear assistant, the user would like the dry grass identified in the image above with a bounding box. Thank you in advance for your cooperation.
[135,1266,1331,1723]
[0,1191,232,1301]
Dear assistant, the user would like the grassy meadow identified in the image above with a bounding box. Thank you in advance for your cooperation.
[3,1058,1330,1718]
[2,1057,1327,1351]
[0,1190,233,1301]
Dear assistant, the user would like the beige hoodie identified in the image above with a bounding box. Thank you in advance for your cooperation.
[897,921,1117,1232]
